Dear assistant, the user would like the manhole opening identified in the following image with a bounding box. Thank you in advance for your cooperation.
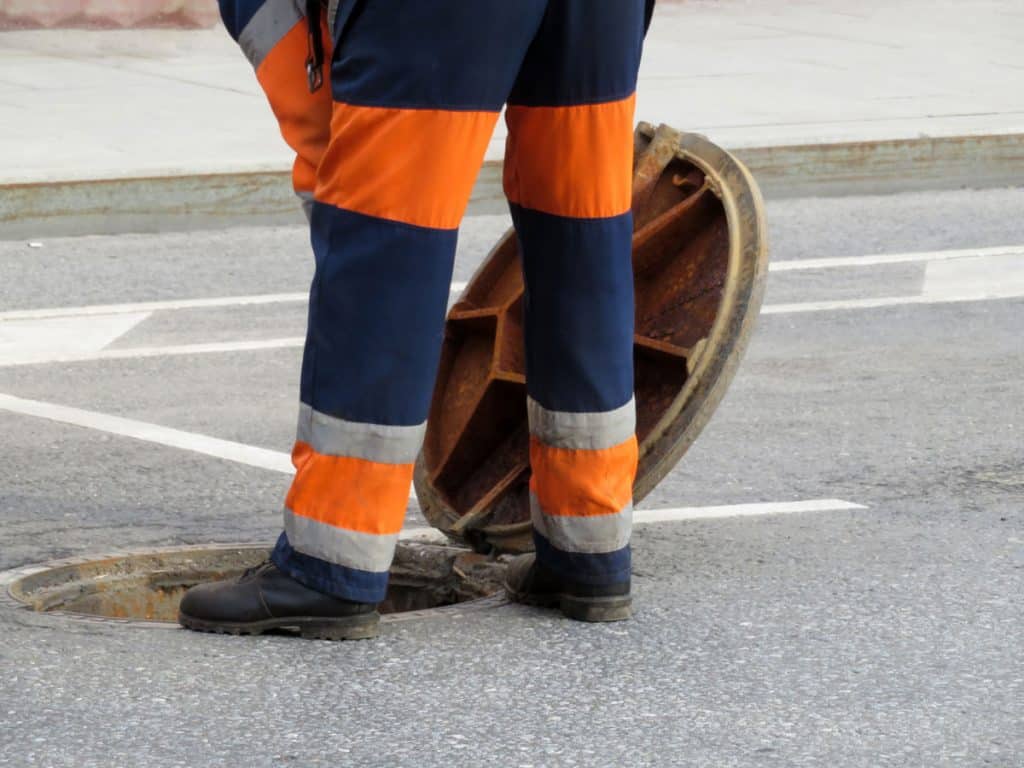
[7,542,509,623]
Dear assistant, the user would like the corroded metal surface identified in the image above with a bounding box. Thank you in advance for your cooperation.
[415,123,769,553]
[6,543,508,623]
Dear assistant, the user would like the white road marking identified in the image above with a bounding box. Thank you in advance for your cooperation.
[1,244,1019,325]
[8,280,1020,366]
[633,498,866,523]
[0,337,306,367]
[0,392,294,474]
[766,245,1024,314]
[4,244,1017,325]
[0,391,424,499]
[0,293,308,322]
[397,499,868,542]
[0,312,150,365]
[0,282,470,322]
[922,253,1024,301]
[769,244,1023,272]
[0,392,866,526]
[763,293,1009,315]
[3,245,1021,366]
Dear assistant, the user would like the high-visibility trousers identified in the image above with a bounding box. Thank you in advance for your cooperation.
[218,0,648,603]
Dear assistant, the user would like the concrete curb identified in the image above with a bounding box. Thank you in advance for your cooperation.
[2,132,1021,240]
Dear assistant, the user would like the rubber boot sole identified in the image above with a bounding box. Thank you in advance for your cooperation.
[178,610,380,641]
[505,583,632,623]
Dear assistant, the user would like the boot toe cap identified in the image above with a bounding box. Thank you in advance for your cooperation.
[177,581,223,623]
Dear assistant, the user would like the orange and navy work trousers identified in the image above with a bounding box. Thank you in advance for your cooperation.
[219,0,649,603]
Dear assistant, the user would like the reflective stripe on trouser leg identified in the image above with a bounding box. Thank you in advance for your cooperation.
[220,0,332,206]
[506,0,646,587]
[271,405,426,602]
[528,409,638,587]
[528,396,638,556]
[272,0,549,602]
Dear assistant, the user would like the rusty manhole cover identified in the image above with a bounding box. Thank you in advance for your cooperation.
[415,123,769,553]
[3,542,508,628]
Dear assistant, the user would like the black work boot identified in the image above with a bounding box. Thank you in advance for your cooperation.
[178,561,379,640]
[504,553,632,622]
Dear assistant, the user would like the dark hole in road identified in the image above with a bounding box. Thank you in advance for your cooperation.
[6,542,509,622]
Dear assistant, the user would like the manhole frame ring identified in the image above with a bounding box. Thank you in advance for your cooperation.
[0,542,509,631]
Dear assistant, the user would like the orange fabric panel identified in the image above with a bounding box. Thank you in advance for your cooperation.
[315,103,500,229]
[529,435,638,518]
[286,441,412,535]
[504,95,636,220]
[256,18,334,195]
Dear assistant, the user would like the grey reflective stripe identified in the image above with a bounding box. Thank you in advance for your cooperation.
[327,0,339,33]
[284,507,398,573]
[296,403,425,464]
[238,0,304,70]
[297,190,314,221]
[530,493,633,554]
[527,396,636,451]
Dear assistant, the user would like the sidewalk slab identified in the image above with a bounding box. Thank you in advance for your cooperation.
[1,0,1023,237]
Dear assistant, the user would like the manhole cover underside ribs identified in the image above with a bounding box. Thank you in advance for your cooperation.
[415,123,769,553]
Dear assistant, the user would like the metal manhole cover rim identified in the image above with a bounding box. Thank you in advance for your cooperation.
[1,542,510,630]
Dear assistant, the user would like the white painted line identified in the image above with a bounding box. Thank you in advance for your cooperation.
[0,392,866,528]
[765,294,945,314]
[765,251,1024,313]
[0,312,150,365]
[0,391,426,500]
[0,392,294,474]
[764,291,1024,315]
[0,337,306,367]
[770,244,1023,272]
[922,252,1024,301]
[634,498,866,523]
[18,288,1018,366]
[3,245,1020,326]
[4,282,1022,367]
[0,293,307,322]
[0,282,470,323]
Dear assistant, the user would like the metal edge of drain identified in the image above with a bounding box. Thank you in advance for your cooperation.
[632,124,770,500]
[0,543,509,630]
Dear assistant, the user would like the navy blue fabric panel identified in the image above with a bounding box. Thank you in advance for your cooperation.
[510,204,635,414]
[330,0,546,110]
[298,273,317,408]
[534,532,632,587]
[508,0,646,107]
[272,533,389,603]
[306,202,456,426]
[217,0,265,40]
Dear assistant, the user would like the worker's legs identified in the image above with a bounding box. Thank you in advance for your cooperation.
[506,1,647,593]
[181,0,648,637]
[270,0,548,604]
[218,0,333,215]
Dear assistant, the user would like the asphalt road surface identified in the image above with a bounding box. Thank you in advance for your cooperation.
[0,187,1022,767]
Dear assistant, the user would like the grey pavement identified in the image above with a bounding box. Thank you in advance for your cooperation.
[0,187,1022,766]
[1,0,1023,185]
